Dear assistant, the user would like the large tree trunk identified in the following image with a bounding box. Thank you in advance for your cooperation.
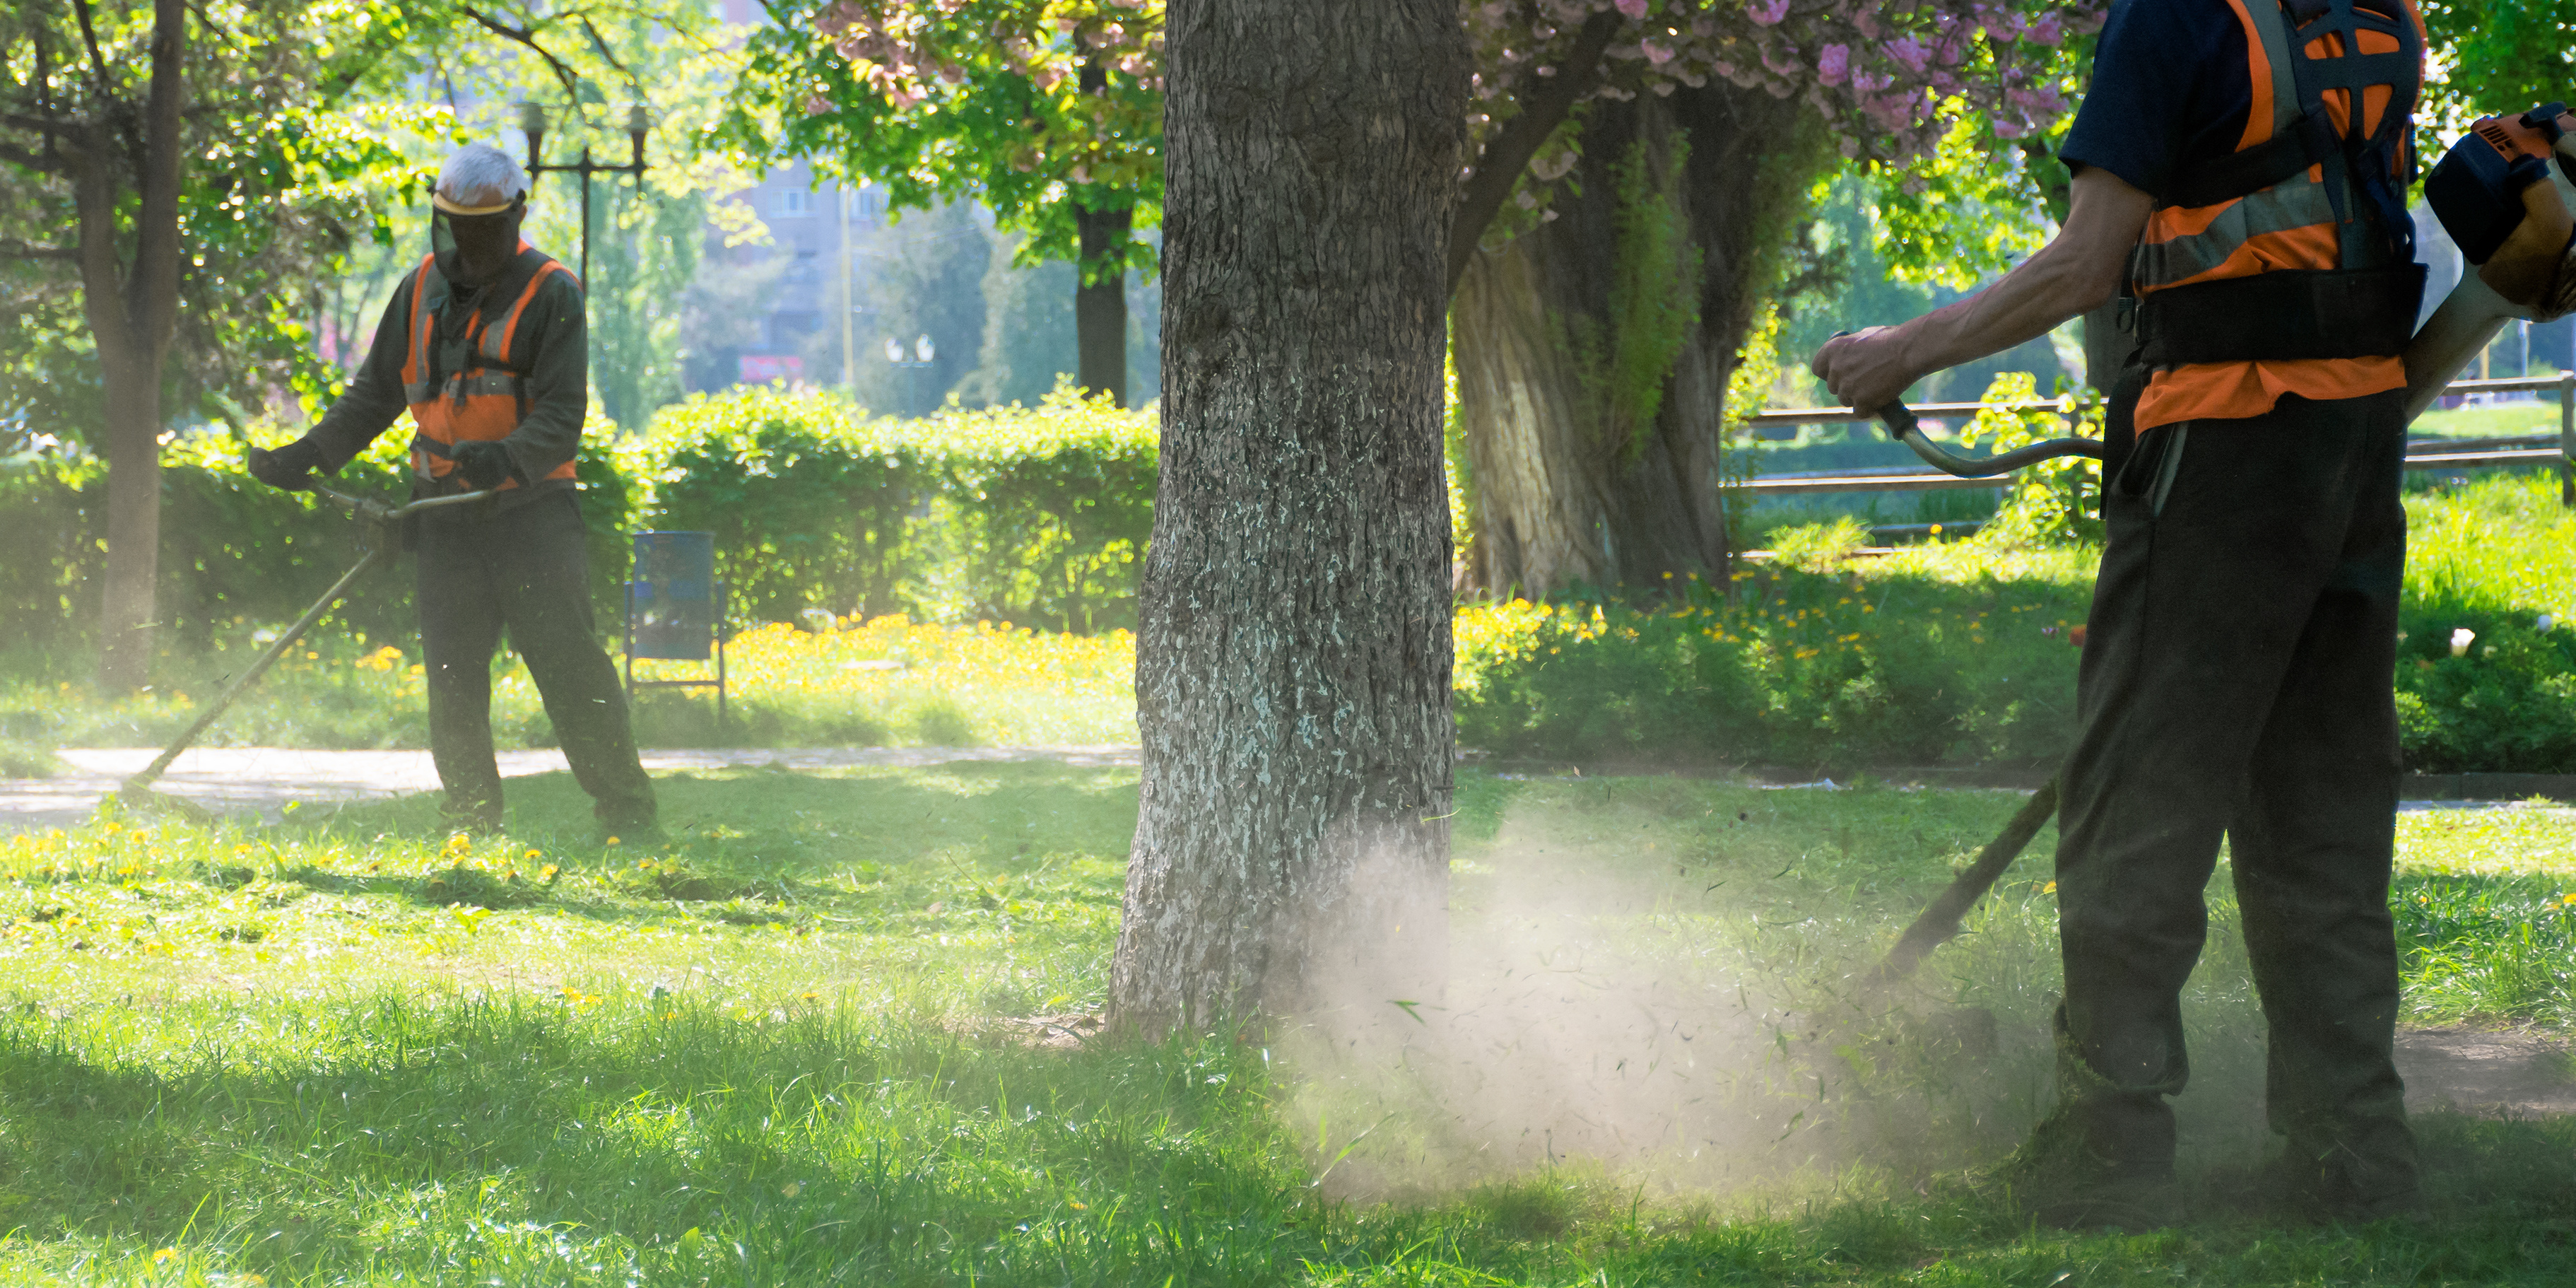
[80,0,187,691]
[1455,80,1821,595]
[1113,0,1466,1031]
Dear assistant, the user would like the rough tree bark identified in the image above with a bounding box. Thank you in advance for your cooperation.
[71,0,187,690]
[1454,81,1821,594]
[1112,0,1466,1031]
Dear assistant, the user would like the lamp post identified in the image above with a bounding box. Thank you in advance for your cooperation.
[517,100,651,287]
[888,334,935,416]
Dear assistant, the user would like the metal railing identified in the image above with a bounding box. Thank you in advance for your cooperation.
[1742,372,2576,500]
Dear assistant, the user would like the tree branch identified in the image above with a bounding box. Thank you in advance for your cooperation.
[0,136,74,175]
[456,4,584,103]
[71,0,119,100]
[0,240,79,261]
[72,0,147,171]
[580,16,645,99]
[1444,8,1622,299]
[184,0,240,49]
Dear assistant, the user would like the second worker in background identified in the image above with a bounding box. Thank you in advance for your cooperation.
[248,142,657,838]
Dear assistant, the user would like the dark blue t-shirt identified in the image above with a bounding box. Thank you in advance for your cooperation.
[2059,0,2258,201]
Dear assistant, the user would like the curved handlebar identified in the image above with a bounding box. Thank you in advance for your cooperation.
[306,484,498,522]
[1874,401,2110,477]
[1825,330,2109,477]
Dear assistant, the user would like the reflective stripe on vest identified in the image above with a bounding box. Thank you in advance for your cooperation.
[2129,0,2425,431]
[397,242,582,491]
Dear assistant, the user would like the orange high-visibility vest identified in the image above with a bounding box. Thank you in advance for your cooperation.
[2128,0,2426,431]
[400,240,581,491]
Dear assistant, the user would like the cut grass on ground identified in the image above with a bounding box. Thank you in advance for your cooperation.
[0,767,2572,1283]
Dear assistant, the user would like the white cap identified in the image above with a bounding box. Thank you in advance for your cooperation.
[433,143,529,215]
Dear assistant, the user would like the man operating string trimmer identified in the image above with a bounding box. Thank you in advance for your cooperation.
[1813,0,2575,1231]
[247,144,658,839]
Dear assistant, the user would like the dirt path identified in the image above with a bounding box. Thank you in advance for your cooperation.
[2397,1024,2576,1118]
[0,745,1141,833]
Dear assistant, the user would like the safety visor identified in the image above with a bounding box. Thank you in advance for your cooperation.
[430,195,524,287]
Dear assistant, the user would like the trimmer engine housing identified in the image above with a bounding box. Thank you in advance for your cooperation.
[2427,103,2570,263]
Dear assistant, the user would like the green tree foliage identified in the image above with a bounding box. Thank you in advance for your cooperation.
[729,0,1160,287]
[731,1,2097,296]
[2418,0,2576,130]
[0,0,433,447]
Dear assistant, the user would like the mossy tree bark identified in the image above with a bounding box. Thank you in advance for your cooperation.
[1453,81,1822,595]
[1112,0,1466,1031]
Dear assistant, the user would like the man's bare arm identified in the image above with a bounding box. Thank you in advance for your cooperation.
[1811,166,2156,413]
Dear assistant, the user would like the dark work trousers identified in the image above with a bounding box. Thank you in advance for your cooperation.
[2052,388,2414,1202]
[416,491,657,829]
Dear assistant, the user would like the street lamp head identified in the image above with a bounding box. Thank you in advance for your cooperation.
[884,338,904,363]
[915,334,935,363]
[625,105,654,170]
[516,100,548,174]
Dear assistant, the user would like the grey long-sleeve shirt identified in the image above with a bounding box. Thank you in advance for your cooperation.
[305,252,587,509]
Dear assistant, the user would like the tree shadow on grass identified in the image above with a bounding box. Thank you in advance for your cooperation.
[4,996,2576,1285]
[0,995,1286,1285]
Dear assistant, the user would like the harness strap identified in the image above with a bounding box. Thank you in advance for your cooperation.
[2164,109,2339,210]
[2135,263,2425,365]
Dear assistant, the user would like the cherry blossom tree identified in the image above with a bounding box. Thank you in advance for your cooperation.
[731,0,2098,579]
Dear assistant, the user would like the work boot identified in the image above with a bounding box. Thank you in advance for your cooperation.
[2253,1147,2428,1226]
[1986,1107,2181,1233]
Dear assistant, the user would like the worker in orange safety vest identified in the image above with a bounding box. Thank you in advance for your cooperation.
[248,143,657,838]
[1813,0,2442,1231]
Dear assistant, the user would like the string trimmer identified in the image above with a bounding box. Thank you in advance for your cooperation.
[114,484,494,814]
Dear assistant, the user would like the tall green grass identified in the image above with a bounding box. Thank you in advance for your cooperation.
[1,768,2572,1282]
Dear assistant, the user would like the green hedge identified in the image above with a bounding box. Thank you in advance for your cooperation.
[0,417,633,677]
[0,386,1153,680]
[627,385,1155,633]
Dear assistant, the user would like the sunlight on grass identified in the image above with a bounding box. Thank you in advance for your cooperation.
[0,771,2570,1282]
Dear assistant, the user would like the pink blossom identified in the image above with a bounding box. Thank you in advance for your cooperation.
[1614,0,1647,17]
[1747,0,1789,25]
[1641,39,1673,64]
[1886,37,1927,73]
[1816,43,1848,86]
[2029,14,2062,45]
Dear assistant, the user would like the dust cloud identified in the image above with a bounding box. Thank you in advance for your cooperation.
[1269,808,2063,1202]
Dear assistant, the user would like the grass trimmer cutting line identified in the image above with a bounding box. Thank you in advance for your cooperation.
[113,484,494,816]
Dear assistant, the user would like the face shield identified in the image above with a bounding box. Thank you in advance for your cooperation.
[430,191,526,288]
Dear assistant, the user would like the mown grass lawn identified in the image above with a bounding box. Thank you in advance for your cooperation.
[0,767,2572,1285]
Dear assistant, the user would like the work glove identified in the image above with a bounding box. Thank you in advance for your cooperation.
[449,440,517,490]
[245,440,324,491]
